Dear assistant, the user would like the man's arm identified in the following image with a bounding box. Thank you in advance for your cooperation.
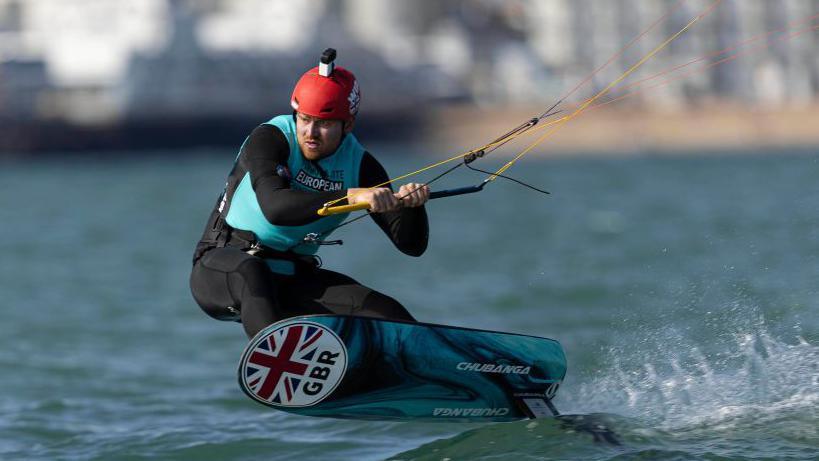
[240,125,346,226]
[359,152,429,257]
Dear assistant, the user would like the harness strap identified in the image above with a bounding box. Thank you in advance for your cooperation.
[193,206,320,270]
[224,227,321,269]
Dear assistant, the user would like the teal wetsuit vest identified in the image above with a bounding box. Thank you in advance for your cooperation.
[225,115,365,271]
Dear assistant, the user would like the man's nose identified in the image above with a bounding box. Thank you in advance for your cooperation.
[305,121,319,137]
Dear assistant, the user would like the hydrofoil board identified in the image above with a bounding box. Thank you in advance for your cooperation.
[237,315,566,421]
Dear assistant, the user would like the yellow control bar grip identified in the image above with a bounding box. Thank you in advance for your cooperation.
[317,202,370,216]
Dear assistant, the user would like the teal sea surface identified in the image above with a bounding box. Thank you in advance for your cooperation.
[1,148,817,460]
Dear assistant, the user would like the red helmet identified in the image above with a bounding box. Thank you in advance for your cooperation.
[290,49,360,121]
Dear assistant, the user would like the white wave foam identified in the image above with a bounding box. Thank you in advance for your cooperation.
[559,306,819,433]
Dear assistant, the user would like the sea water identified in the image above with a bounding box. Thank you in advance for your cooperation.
[0,148,817,460]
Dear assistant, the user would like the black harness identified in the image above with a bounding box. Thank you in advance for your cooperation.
[192,205,320,270]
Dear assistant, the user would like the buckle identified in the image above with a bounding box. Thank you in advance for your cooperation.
[246,243,263,256]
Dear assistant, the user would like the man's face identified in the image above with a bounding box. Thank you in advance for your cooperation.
[295,112,353,161]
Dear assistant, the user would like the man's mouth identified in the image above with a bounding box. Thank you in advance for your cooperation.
[305,140,320,150]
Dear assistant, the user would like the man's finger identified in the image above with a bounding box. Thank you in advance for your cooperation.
[400,184,428,207]
[402,187,419,206]
[404,185,420,204]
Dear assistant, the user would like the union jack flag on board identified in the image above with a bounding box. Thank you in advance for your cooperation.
[241,321,346,407]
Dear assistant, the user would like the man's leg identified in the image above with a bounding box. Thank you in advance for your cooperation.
[281,268,416,322]
[190,247,285,338]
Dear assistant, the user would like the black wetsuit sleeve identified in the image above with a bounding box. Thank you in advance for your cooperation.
[239,125,346,226]
[360,152,429,256]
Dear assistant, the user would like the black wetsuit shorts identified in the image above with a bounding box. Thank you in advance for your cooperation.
[190,247,415,338]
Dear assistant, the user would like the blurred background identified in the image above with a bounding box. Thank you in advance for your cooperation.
[1,0,818,153]
[2,2,818,460]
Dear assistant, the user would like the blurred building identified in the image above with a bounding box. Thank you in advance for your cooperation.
[122,0,457,120]
[0,0,817,148]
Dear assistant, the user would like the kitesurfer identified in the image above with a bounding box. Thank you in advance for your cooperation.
[190,49,430,339]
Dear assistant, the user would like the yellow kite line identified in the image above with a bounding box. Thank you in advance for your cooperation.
[608,12,819,100]
[319,0,687,211]
[487,0,723,180]
[320,0,722,213]
[470,8,819,153]
[595,21,819,111]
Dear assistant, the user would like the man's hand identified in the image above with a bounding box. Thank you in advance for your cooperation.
[347,187,399,213]
[396,183,430,208]
[347,183,430,213]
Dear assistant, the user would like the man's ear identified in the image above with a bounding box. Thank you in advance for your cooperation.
[343,118,356,134]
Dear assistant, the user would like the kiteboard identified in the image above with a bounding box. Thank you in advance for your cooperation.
[237,315,566,421]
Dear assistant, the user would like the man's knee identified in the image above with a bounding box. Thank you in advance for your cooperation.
[190,261,241,321]
[191,248,277,321]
